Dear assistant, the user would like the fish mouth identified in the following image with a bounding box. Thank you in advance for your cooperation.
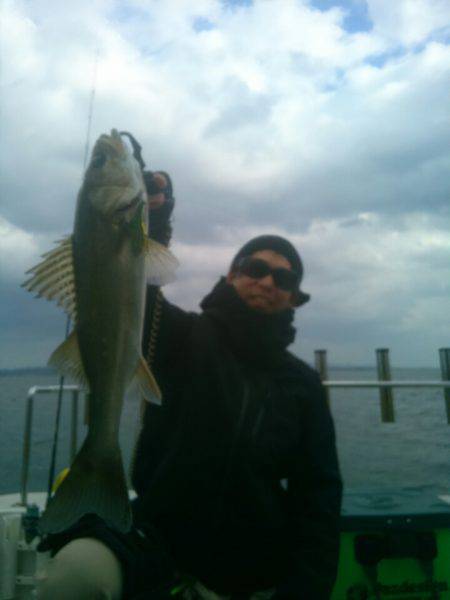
[90,130,126,169]
[87,130,145,217]
[114,193,142,216]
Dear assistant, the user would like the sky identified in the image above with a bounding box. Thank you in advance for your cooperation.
[1,0,449,369]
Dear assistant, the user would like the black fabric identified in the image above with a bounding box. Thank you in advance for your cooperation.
[131,280,343,598]
[144,170,175,245]
[143,170,174,201]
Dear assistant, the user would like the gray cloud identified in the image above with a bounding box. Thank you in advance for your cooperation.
[0,287,68,368]
[1,0,450,369]
[203,78,276,137]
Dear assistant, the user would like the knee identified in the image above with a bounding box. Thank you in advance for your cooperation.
[36,538,123,600]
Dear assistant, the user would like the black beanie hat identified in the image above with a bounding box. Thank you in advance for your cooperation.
[229,234,310,307]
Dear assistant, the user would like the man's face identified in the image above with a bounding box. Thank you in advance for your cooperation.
[227,249,296,315]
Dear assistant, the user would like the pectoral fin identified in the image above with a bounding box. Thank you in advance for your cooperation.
[132,356,161,405]
[144,238,178,286]
[48,330,89,390]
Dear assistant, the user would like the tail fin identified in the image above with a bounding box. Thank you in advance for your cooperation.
[38,439,131,534]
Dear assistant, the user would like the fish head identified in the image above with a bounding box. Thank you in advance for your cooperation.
[84,129,147,224]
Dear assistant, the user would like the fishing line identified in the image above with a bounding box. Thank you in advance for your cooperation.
[82,45,100,172]
[45,44,100,508]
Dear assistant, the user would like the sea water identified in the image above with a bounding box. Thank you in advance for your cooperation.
[0,367,449,496]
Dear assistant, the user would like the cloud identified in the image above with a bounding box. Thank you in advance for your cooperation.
[1,0,450,368]
[367,0,450,46]
[0,217,41,283]
[288,209,450,365]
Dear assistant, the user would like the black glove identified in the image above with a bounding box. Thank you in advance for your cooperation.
[144,170,173,200]
[143,171,175,246]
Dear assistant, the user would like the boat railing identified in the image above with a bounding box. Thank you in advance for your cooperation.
[20,379,450,506]
[20,385,82,507]
[325,381,450,388]
[314,347,450,423]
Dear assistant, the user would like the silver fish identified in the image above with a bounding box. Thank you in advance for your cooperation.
[23,129,177,533]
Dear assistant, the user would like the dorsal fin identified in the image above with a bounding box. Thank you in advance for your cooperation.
[22,235,77,322]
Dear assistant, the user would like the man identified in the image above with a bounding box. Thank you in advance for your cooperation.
[37,172,342,600]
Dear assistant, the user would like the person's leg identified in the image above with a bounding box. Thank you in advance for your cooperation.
[36,537,123,600]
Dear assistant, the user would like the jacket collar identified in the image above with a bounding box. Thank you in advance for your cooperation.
[200,278,296,368]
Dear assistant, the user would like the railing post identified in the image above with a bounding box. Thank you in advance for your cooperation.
[439,348,450,425]
[315,349,330,405]
[20,391,35,506]
[70,390,79,462]
[376,348,395,423]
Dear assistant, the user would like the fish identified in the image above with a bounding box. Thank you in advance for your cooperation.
[22,129,178,533]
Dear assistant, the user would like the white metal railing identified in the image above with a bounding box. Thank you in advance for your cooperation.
[323,381,450,388]
[20,385,82,506]
[19,379,450,506]
[315,347,450,424]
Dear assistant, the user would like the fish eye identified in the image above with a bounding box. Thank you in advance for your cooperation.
[91,152,107,169]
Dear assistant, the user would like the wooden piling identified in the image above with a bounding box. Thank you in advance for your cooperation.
[439,347,450,425]
[376,348,395,423]
[315,349,330,406]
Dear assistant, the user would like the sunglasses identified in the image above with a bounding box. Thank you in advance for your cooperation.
[236,257,299,292]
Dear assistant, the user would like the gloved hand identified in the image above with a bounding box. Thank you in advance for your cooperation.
[143,171,175,245]
[144,171,173,209]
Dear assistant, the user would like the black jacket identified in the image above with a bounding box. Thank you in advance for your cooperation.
[131,278,343,599]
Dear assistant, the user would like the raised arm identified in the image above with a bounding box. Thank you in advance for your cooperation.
[141,171,193,375]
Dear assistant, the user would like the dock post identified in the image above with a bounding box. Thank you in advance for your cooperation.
[376,348,395,423]
[315,349,330,406]
[439,348,450,425]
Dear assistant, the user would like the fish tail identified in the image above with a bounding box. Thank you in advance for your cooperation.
[38,439,131,534]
